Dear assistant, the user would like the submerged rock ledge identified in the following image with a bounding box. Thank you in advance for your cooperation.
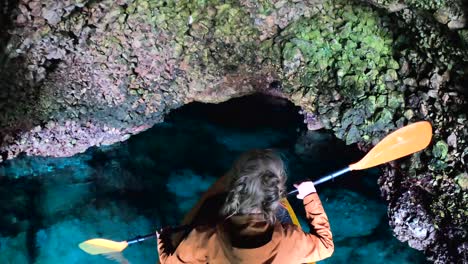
[0,0,467,262]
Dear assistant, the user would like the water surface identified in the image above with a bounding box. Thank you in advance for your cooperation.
[0,94,426,263]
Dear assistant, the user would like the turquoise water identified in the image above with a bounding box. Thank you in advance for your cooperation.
[0,94,426,263]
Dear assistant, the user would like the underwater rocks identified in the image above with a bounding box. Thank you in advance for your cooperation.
[312,188,426,263]
[35,203,157,263]
[167,170,216,213]
[321,189,386,241]
[0,147,159,262]
[329,239,425,263]
[0,232,28,264]
[0,179,35,238]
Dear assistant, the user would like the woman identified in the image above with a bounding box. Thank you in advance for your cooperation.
[158,149,334,263]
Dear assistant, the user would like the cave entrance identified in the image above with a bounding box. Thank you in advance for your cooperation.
[0,93,425,263]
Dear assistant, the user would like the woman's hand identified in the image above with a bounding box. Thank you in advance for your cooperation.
[293,181,316,199]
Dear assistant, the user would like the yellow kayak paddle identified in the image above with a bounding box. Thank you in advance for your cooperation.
[288,121,432,195]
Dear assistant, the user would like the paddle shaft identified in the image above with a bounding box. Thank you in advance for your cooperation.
[287,166,351,196]
[127,225,191,245]
[127,233,156,245]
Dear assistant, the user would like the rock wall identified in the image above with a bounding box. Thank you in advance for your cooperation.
[0,0,467,262]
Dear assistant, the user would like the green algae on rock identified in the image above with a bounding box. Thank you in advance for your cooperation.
[275,1,405,145]
[279,1,398,99]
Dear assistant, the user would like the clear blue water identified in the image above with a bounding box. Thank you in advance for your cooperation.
[0,94,426,263]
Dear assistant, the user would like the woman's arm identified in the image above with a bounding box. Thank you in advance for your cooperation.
[290,181,334,262]
[300,193,334,261]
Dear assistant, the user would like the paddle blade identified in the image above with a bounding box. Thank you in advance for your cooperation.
[349,121,432,170]
[79,239,128,255]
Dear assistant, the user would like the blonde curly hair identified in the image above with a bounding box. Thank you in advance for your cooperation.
[220,149,287,224]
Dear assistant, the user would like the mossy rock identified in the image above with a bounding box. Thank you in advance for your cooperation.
[432,140,449,160]
[278,0,399,100]
[455,173,468,190]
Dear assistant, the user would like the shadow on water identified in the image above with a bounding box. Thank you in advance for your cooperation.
[0,93,427,263]
[0,175,41,263]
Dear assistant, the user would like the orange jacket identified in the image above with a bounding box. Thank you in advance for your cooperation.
[158,193,334,263]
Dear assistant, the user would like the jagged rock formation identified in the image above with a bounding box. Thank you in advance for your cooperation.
[0,0,467,262]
